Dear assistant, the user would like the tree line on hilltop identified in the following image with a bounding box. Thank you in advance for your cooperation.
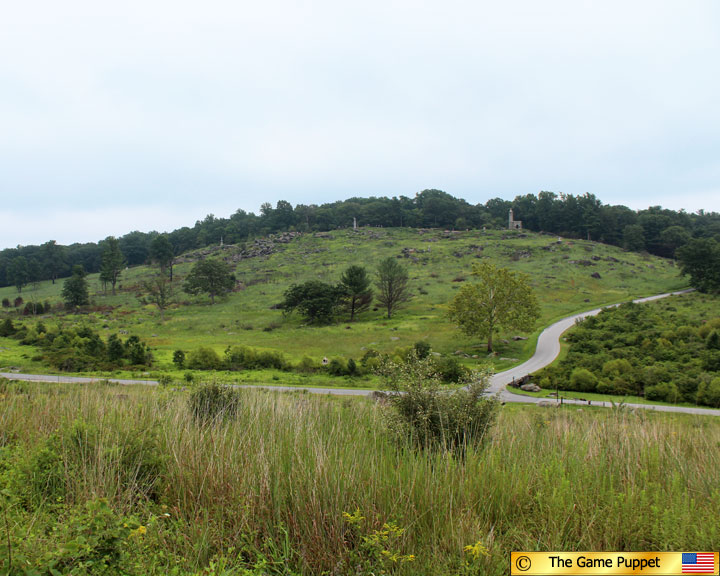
[1,189,719,291]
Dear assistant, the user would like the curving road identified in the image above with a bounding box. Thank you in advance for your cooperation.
[2,288,719,416]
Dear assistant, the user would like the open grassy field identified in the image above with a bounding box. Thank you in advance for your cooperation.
[0,228,688,385]
[0,381,717,575]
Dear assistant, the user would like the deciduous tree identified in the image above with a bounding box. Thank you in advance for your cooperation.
[375,257,412,319]
[150,234,175,280]
[100,236,126,295]
[447,261,539,352]
[183,259,236,304]
[282,280,344,324]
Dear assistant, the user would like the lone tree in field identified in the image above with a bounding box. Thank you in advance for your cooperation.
[61,265,89,309]
[375,257,412,319]
[100,236,126,295]
[150,234,175,280]
[142,274,174,321]
[339,265,373,321]
[447,261,540,352]
[183,259,236,304]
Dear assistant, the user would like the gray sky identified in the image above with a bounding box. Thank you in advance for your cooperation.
[1,0,719,249]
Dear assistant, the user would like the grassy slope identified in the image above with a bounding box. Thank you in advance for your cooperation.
[0,228,688,380]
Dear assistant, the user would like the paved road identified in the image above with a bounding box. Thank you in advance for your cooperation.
[3,288,719,416]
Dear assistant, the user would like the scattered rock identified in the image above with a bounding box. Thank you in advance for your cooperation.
[390,336,400,341]
[512,336,528,341]
[520,383,542,392]
[591,272,602,279]
[537,400,555,407]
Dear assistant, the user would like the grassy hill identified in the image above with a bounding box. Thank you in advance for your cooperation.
[0,228,688,383]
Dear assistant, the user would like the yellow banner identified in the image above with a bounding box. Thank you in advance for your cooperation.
[510,552,719,575]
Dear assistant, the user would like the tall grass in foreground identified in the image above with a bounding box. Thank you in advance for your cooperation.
[1,381,718,575]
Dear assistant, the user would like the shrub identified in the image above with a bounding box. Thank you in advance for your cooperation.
[187,347,222,370]
[569,368,598,392]
[433,356,469,383]
[698,318,720,339]
[173,349,186,368]
[697,377,720,408]
[377,353,498,454]
[189,382,241,422]
[347,358,358,375]
[326,358,347,376]
[14,296,23,308]
[0,318,15,337]
[1,297,9,308]
[707,330,720,350]
[297,356,318,373]
[645,381,680,403]
[414,340,431,359]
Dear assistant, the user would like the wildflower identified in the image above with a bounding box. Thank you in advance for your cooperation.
[464,540,490,560]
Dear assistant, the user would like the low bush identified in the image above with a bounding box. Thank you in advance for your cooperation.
[376,353,498,454]
[189,382,241,422]
[187,347,222,370]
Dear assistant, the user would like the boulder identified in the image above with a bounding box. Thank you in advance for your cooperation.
[520,383,542,392]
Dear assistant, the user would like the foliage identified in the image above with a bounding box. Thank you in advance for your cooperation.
[375,257,412,319]
[150,233,175,280]
[183,259,236,304]
[0,383,718,574]
[189,382,241,422]
[173,349,186,368]
[100,236,126,295]
[537,295,720,407]
[376,353,498,453]
[447,261,540,352]
[13,322,152,371]
[339,265,373,321]
[677,237,720,293]
[7,255,29,293]
[413,340,431,359]
[187,347,223,370]
[1,189,718,290]
[282,280,345,324]
[141,273,174,319]
[61,265,90,309]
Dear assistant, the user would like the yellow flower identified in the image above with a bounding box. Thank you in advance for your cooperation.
[464,540,490,560]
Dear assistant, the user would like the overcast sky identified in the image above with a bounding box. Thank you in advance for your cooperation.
[1,1,719,249]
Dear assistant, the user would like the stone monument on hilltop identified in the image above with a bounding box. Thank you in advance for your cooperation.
[508,209,522,230]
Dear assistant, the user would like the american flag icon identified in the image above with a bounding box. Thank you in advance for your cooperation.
[682,553,715,574]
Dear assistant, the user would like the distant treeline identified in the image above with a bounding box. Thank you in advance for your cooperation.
[2,189,719,289]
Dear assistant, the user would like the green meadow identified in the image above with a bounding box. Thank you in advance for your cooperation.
[0,228,688,384]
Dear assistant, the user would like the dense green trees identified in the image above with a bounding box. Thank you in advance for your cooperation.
[447,261,540,352]
[536,297,720,407]
[1,190,718,289]
[183,259,236,304]
[375,258,412,319]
